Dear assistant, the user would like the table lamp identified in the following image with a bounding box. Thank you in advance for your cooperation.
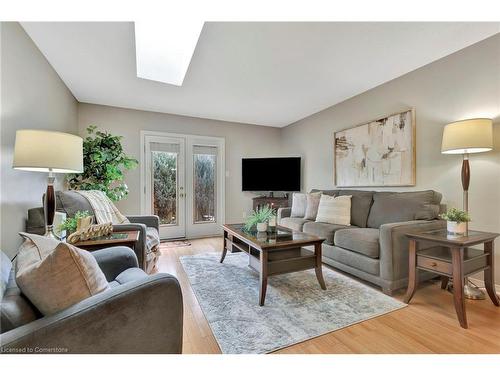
[13,130,83,239]
[441,118,493,299]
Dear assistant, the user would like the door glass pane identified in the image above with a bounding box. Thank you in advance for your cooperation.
[193,148,216,223]
[152,151,177,225]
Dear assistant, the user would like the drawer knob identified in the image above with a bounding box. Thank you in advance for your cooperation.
[430,262,437,267]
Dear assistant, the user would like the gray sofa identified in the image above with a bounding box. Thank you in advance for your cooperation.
[278,189,446,294]
[26,191,160,273]
[0,246,183,354]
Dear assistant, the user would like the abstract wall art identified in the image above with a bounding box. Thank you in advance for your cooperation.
[334,109,415,187]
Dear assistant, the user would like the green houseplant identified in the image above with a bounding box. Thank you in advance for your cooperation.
[440,208,471,235]
[66,125,138,201]
[58,210,91,236]
[244,205,276,232]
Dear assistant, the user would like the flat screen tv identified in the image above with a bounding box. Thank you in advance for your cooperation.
[242,157,301,191]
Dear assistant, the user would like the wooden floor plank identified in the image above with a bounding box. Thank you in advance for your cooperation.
[156,237,500,354]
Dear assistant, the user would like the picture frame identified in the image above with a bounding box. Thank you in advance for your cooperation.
[334,108,416,187]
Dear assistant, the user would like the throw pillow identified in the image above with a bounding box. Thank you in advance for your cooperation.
[315,195,352,226]
[15,233,109,316]
[290,193,307,218]
[304,192,322,220]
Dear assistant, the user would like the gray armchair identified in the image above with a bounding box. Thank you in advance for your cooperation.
[26,191,161,273]
[0,247,183,354]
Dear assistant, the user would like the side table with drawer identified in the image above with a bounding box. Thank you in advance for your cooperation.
[404,229,499,328]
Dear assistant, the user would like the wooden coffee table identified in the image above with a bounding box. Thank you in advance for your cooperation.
[221,223,326,306]
[72,230,140,252]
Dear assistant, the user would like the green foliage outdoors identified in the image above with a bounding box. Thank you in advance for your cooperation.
[194,154,215,222]
[152,152,177,225]
[244,205,276,231]
[152,152,216,224]
[440,208,471,223]
[66,125,138,202]
[58,211,91,233]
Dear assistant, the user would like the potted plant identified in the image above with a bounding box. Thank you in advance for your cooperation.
[58,210,92,239]
[440,208,471,235]
[66,125,138,202]
[244,205,276,232]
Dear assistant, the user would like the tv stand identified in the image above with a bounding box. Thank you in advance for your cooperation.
[252,195,290,211]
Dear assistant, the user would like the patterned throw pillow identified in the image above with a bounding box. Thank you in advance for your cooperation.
[15,233,109,316]
[304,192,322,220]
[315,195,352,226]
[290,193,307,218]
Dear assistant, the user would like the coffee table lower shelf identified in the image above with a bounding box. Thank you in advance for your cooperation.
[248,248,317,276]
[221,224,326,306]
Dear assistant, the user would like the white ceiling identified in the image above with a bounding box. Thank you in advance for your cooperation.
[21,22,500,127]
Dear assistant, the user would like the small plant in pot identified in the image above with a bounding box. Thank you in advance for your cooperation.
[440,208,471,235]
[58,210,92,239]
[244,205,276,232]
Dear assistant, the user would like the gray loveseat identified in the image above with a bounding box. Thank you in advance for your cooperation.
[0,246,183,353]
[278,189,446,294]
[26,191,160,273]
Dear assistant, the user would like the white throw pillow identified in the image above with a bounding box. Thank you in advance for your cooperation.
[15,233,109,316]
[315,195,352,226]
[290,193,307,218]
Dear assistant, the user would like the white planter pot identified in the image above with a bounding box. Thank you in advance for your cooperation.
[447,221,466,235]
[256,222,268,232]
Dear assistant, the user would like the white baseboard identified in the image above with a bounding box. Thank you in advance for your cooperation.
[468,277,500,297]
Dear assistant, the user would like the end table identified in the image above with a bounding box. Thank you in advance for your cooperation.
[404,229,499,328]
[71,230,140,253]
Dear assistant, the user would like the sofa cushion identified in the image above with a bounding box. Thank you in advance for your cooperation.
[367,190,442,228]
[334,228,380,259]
[1,251,40,333]
[290,193,307,218]
[312,189,373,227]
[302,221,353,245]
[315,195,352,226]
[280,217,311,232]
[16,233,109,316]
[338,190,374,228]
[304,192,322,220]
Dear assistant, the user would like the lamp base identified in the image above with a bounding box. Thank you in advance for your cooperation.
[447,278,486,300]
[44,226,59,240]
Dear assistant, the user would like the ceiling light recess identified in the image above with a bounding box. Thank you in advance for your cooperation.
[134,21,203,86]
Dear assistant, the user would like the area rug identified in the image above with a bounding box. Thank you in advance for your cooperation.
[180,252,406,354]
[160,240,191,248]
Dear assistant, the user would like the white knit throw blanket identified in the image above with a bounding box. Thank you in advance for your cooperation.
[75,190,129,225]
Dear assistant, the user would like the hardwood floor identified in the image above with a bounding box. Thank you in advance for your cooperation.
[156,237,500,354]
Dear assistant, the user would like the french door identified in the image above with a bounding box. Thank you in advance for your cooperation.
[142,132,225,240]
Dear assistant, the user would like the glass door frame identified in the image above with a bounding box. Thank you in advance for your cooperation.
[143,134,186,239]
[185,135,225,238]
[141,131,225,240]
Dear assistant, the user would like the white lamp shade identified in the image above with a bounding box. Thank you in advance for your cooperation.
[441,118,493,154]
[13,130,83,173]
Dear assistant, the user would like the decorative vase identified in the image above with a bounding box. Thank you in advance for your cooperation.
[256,222,268,232]
[447,221,466,235]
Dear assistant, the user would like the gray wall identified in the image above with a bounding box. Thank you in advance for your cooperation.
[0,22,78,257]
[281,33,500,282]
[77,104,282,224]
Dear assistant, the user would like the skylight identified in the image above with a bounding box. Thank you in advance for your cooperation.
[134,21,204,86]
